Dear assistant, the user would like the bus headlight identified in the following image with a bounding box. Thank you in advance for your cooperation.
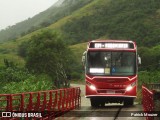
[126,82,136,91]
[86,81,96,91]
[90,85,96,90]
[126,86,133,91]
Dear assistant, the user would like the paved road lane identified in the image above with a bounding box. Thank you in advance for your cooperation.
[55,84,145,120]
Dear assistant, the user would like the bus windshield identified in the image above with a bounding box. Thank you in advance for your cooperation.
[87,51,136,76]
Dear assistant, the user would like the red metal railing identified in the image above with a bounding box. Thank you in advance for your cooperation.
[0,87,81,120]
[142,85,154,111]
[142,84,160,120]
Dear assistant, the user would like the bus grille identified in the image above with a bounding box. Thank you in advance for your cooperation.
[97,89,125,94]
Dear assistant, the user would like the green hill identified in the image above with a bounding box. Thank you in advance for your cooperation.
[0,0,160,70]
[59,0,160,46]
[5,0,160,46]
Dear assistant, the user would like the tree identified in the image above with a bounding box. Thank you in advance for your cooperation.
[26,30,74,88]
[18,41,30,58]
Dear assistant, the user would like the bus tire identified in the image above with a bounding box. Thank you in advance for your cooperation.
[90,98,100,107]
[124,98,134,106]
[100,101,105,107]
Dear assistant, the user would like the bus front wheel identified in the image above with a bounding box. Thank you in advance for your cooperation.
[90,98,100,107]
[124,98,134,106]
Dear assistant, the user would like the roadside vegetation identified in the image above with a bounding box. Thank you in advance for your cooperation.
[0,59,52,94]
[0,30,76,94]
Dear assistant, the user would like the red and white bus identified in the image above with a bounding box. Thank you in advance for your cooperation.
[82,40,141,107]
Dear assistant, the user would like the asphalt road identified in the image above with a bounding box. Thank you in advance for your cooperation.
[55,84,145,120]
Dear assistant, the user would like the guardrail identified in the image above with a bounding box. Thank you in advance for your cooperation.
[0,87,81,120]
[142,84,160,120]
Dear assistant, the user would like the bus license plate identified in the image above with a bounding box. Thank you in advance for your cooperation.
[107,90,115,94]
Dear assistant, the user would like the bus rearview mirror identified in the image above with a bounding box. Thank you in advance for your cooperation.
[82,51,86,67]
[138,55,141,65]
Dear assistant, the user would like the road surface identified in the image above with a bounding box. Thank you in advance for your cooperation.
[55,84,145,120]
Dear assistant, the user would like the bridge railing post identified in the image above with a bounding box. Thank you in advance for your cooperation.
[20,94,24,111]
[6,95,12,111]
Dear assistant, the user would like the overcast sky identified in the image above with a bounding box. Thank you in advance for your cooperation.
[0,0,59,30]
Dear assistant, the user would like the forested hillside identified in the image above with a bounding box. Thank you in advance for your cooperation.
[0,0,159,70]
[0,0,92,42]
[59,0,160,46]
[5,0,158,46]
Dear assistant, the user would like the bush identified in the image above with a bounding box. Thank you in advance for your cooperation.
[71,72,82,79]
[0,59,32,83]
[138,71,160,86]
[136,71,160,104]
[26,30,75,88]
[0,59,53,94]
[0,74,52,94]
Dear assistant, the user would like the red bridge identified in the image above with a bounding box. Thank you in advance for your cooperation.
[0,84,160,120]
[0,87,81,120]
[142,83,160,120]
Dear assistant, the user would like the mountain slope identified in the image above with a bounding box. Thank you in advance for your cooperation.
[4,0,111,45]
[0,0,92,42]
[59,0,160,46]
[0,0,160,69]
[11,0,160,47]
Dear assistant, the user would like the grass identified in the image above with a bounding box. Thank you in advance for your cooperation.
[49,0,109,29]
[71,80,85,85]
[0,54,25,67]
[70,42,88,63]
[0,75,52,94]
